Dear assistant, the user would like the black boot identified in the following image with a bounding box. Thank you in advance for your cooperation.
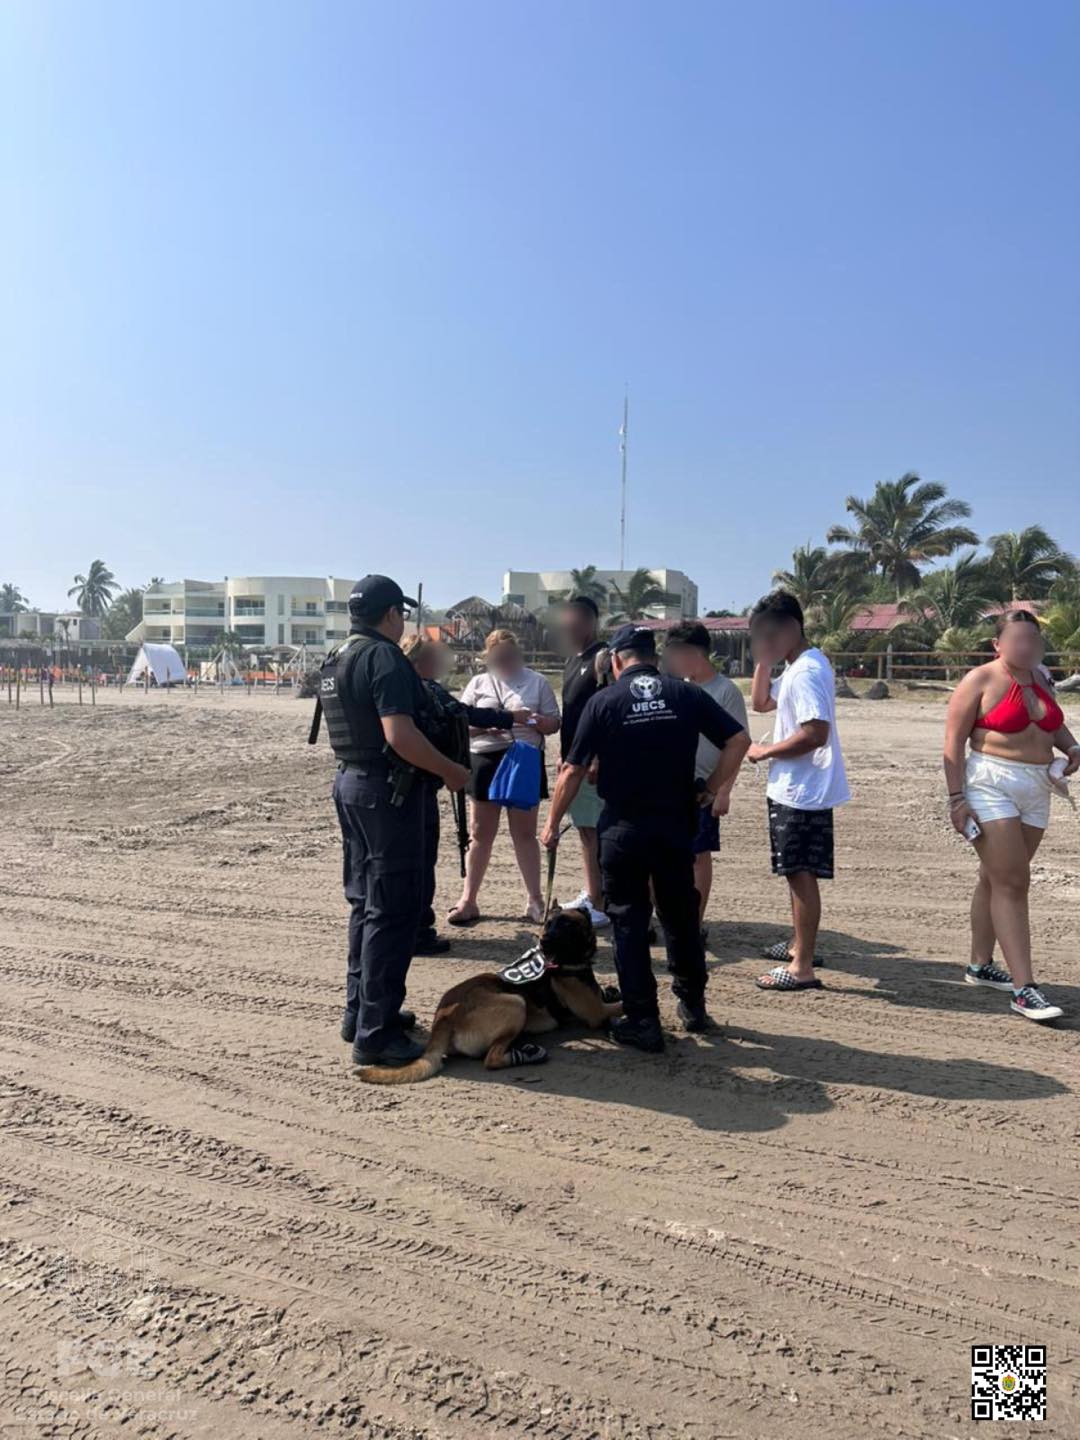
[610,1015,664,1053]
[676,996,713,1033]
[341,1008,415,1043]
[352,1033,426,1067]
[414,931,452,956]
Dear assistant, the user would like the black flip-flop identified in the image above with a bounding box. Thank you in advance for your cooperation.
[762,941,826,968]
[756,965,824,992]
[446,907,481,928]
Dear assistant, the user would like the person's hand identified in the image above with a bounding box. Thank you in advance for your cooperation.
[509,708,533,726]
[540,822,560,851]
[1064,747,1080,778]
[586,759,600,785]
[711,789,731,818]
[746,742,772,764]
[949,797,976,836]
[442,761,471,793]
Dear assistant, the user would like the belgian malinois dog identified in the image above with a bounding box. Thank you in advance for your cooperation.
[357,907,621,1085]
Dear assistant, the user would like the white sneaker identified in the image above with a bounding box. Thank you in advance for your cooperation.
[1010,985,1064,1023]
[566,890,610,928]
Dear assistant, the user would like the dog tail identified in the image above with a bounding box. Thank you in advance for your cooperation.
[356,1015,454,1086]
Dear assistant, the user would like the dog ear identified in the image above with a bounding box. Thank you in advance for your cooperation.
[549,901,562,915]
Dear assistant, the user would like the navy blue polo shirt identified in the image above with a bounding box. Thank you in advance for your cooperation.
[567,662,745,835]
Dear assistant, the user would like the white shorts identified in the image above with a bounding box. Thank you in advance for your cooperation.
[965,753,1052,830]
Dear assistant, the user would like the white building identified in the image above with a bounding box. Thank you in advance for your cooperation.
[502,569,698,621]
[127,577,357,652]
[0,610,101,642]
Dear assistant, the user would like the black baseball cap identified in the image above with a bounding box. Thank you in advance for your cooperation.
[608,623,657,655]
[349,575,418,616]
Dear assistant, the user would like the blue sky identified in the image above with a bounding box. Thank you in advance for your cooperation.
[2,0,1078,613]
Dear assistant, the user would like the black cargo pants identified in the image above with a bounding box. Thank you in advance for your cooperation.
[333,762,425,1053]
[598,815,707,1023]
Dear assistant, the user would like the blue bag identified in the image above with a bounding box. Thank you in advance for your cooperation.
[488,740,542,810]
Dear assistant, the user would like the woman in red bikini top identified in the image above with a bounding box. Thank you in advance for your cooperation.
[942,609,1079,1025]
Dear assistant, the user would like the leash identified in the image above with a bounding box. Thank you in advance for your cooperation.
[541,823,572,929]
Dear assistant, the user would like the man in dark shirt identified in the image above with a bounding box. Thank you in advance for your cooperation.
[319,575,469,1067]
[542,624,749,1051]
[556,596,609,927]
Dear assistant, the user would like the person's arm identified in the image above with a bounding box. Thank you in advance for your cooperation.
[746,667,827,764]
[943,672,982,832]
[530,676,561,737]
[541,699,598,846]
[371,652,469,790]
[382,714,469,790]
[751,659,777,713]
[463,701,522,730]
[695,692,751,813]
[541,763,586,847]
[1052,724,1080,776]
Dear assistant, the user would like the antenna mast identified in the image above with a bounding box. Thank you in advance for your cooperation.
[618,390,628,570]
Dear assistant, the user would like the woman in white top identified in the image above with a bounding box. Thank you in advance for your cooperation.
[448,630,561,925]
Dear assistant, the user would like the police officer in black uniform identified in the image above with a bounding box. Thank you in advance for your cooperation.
[317,576,470,1067]
[541,623,749,1051]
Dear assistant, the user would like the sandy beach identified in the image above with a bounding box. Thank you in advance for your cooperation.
[1,684,1078,1438]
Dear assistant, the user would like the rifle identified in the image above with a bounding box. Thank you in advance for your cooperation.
[452,786,470,877]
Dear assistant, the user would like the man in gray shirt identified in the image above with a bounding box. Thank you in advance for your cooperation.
[662,622,748,928]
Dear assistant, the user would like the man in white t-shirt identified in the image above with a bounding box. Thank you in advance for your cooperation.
[746,590,850,992]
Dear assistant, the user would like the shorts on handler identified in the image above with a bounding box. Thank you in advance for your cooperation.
[568,779,604,829]
[964,752,1052,830]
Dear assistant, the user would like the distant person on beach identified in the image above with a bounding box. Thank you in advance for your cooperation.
[746,591,849,993]
[662,621,748,930]
[555,596,610,928]
[402,635,530,954]
[448,630,561,926]
[944,609,1079,1023]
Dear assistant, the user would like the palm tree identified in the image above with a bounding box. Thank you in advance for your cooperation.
[568,566,608,609]
[806,590,873,655]
[1043,576,1080,671]
[102,587,146,640]
[900,553,999,638]
[827,473,979,598]
[985,527,1075,602]
[607,568,672,621]
[68,560,119,617]
[217,630,250,658]
[0,582,29,612]
[772,544,868,613]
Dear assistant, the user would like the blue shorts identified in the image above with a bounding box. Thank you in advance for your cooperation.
[692,804,720,855]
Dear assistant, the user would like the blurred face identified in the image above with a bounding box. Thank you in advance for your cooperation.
[558,604,596,655]
[409,643,441,680]
[386,605,406,644]
[661,642,697,680]
[486,642,521,678]
[750,615,798,664]
[994,618,1044,670]
[429,642,453,681]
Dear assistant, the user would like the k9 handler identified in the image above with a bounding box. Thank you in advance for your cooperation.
[317,575,469,1067]
[542,624,749,1050]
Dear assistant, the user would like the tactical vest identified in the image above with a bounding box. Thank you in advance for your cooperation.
[317,633,382,766]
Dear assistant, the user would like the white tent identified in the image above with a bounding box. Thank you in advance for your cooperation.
[128,642,187,687]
